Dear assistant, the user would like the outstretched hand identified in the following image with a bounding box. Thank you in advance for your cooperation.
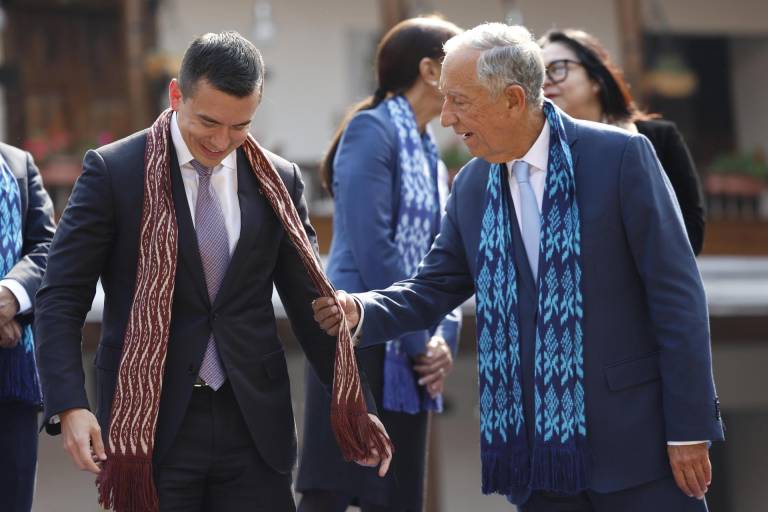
[353,413,393,477]
[312,291,359,337]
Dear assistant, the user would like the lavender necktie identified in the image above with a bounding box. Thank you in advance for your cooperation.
[191,159,230,390]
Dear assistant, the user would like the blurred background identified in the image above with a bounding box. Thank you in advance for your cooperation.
[1,0,765,510]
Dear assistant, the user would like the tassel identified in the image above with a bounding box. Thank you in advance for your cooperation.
[0,328,42,405]
[530,445,590,494]
[481,448,531,495]
[96,454,158,512]
[382,344,421,414]
[329,312,394,463]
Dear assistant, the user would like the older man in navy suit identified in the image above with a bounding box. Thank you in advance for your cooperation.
[313,23,723,511]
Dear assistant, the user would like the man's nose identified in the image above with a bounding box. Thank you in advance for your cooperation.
[440,104,456,128]
[210,127,230,151]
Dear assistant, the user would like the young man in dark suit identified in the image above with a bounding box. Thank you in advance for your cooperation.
[36,31,388,511]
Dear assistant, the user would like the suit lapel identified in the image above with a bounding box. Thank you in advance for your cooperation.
[170,149,210,305]
[213,148,268,308]
[559,111,581,169]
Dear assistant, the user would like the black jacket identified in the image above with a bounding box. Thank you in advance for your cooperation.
[636,119,705,254]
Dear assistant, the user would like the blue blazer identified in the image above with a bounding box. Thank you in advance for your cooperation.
[356,112,724,493]
[327,103,460,353]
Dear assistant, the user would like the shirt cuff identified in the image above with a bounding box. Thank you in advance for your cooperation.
[351,296,364,345]
[667,441,709,445]
[0,279,31,314]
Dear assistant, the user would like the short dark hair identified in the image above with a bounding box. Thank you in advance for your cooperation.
[179,31,264,98]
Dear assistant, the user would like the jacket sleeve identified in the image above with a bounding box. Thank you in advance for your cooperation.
[357,173,476,348]
[619,134,723,442]
[273,162,377,413]
[35,150,115,428]
[5,151,56,314]
[334,113,410,290]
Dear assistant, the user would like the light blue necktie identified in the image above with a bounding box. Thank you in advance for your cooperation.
[512,161,541,281]
[191,159,230,390]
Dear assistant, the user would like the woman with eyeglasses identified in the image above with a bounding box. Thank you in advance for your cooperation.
[539,28,706,254]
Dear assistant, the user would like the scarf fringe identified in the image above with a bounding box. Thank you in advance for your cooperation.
[481,448,531,495]
[0,335,42,405]
[530,445,590,494]
[382,350,421,414]
[331,399,394,463]
[96,454,158,512]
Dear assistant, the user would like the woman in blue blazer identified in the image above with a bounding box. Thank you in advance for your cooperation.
[297,17,463,512]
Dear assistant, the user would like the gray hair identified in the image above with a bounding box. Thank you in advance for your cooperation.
[443,23,544,108]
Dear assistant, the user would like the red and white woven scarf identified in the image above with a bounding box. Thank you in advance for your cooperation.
[96,108,391,512]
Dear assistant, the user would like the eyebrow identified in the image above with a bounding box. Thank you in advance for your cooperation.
[197,113,251,128]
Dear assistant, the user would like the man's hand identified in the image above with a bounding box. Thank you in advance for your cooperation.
[0,286,19,325]
[352,413,393,477]
[0,319,22,348]
[312,291,359,336]
[413,336,453,398]
[668,443,711,499]
[60,408,107,474]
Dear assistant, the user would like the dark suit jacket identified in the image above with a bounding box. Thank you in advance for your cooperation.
[636,119,705,255]
[355,113,725,498]
[35,130,373,473]
[0,142,55,327]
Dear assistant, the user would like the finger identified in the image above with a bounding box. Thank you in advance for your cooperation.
[11,322,21,340]
[692,460,710,496]
[671,466,693,497]
[75,437,101,474]
[378,446,393,477]
[91,427,107,461]
[683,467,705,498]
[313,303,340,324]
[703,455,712,486]
[417,368,446,386]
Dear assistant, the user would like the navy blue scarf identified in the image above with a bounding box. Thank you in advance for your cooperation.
[0,154,41,406]
[382,95,443,414]
[475,101,588,495]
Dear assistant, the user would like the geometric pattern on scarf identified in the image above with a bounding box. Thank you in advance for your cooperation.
[0,153,40,405]
[97,109,392,512]
[475,100,588,496]
[382,95,442,414]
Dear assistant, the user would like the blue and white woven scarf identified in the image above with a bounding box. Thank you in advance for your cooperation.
[382,94,442,414]
[475,100,587,495]
[0,154,41,406]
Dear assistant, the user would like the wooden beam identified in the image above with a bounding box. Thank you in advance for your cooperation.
[378,0,408,33]
[123,0,149,130]
[615,0,645,101]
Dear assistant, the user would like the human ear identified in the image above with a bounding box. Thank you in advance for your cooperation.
[169,79,183,110]
[504,84,526,113]
[419,57,441,87]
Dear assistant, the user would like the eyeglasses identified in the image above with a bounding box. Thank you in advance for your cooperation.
[545,59,582,84]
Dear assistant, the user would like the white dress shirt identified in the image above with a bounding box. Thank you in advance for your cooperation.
[506,119,550,231]
[170,112,241,255]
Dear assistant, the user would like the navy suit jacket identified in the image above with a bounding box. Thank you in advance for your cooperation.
[35,130,374,473]
[356,112,724,493]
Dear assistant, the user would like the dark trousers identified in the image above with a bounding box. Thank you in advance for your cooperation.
[0,402,38,512]
[155,382,295,511]
[521,476,708,512]
[298,490,399,512]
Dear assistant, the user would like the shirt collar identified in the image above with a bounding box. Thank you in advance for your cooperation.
[507,118,549,174]
[170,112,238,171]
